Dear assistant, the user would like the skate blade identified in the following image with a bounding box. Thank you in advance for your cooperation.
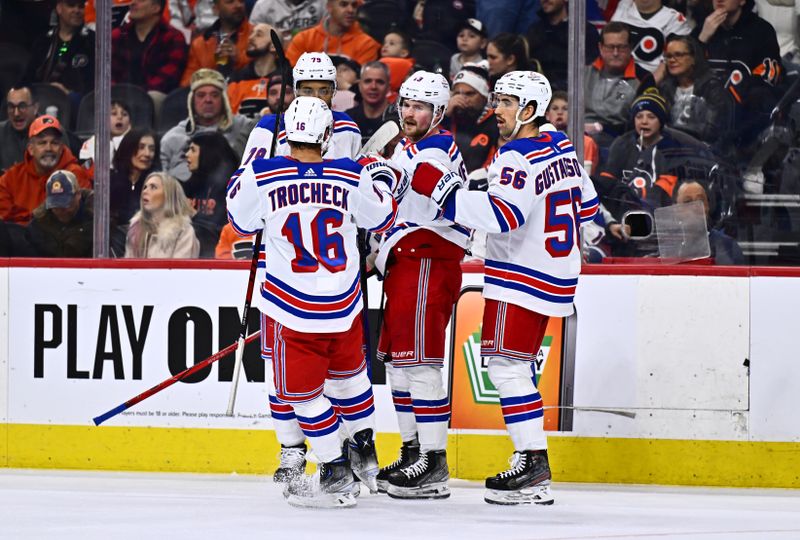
[286,491,357,509]
[484,486,554,506]
[386,482,451,500]
[376,479,389,494]
[353,466,379,494]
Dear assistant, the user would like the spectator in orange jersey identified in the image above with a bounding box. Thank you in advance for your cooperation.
[180,0,253,85]
[0,115,92,225]
[285,0,380,67]
[227,23,278,117]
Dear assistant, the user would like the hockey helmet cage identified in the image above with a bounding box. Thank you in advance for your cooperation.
[284,96,334,149]
[493,71,552,118]
[293,52,338,92]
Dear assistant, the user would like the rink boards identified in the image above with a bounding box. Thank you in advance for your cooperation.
[0,259,799,488]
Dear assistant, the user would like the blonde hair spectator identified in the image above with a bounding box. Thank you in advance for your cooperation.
[125,172,200,258]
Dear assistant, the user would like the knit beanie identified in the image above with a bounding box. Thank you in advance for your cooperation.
[630,88,668,128]
[187,68,233,132]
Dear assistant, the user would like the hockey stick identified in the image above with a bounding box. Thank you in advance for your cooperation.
[93,331,260,426]
[225,29,288,415]
[543,406,637,419]
[359,121,400,155]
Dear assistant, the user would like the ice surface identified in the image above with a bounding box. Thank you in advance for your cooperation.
[1,470,799,540]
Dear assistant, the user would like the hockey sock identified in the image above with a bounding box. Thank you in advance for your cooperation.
[326,371,376,438]
[265,358,306,446]
[292,396,343,463]
[386,364,418,442]
[487,357,547,451]
[268,394,306,447]
[407,365,449,452]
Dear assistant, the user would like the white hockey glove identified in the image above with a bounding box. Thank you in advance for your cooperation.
[411,160,462,207]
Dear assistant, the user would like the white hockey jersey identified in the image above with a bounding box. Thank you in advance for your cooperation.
[240,110,362,167]
[226,156,397,333]
[442,131,599,317]
[375,129,470,273]
[611,0,691,72]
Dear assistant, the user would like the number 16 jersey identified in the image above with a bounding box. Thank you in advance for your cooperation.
[226,156,397,333]
[441,131,599,317]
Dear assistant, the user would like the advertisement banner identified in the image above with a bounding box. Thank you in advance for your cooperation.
[6,267,397,430]
[449,287,565,431]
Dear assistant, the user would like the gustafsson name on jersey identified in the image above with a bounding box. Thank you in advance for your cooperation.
[268,182,350,211]
[534,157,583,195]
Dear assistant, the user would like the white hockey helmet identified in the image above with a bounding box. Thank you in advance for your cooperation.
[492,71,552,118]
[283,96,334,151]
[293,52,338,92]
[398,71,451,134]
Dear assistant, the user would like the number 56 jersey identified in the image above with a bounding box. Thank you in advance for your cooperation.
[226,156,397,333]
[441,131,599,317]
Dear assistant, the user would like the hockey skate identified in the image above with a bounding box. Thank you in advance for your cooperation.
[284,457,359,509]
[376,437,420,493]
[347,429,380,494]
[386,449,450,500]
[484,450,555,506]
[273,443,307,484]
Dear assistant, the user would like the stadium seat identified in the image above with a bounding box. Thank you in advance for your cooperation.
[76,84,155,138]
[0,42,31,120]
[357,0,408,43]
[30,83,73,130]
[157,86,190,137]
[409,39,454,80]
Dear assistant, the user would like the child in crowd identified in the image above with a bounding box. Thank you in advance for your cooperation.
[545,90,600,175]
[450,18,488,80]
[79,100,132,174]
[381,30,413,59]
[380,29,415,99]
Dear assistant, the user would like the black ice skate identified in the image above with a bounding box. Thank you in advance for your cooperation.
[273,443,306,484]
[484,449,554,505]
[284,456,359,509]
[376,436,420,493]
[386,449,450,500]
[347,429,380,493]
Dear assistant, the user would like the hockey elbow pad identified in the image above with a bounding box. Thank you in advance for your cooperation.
[412,161,462,207]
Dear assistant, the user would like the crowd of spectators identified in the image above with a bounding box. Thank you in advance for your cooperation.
[0,0,798,264]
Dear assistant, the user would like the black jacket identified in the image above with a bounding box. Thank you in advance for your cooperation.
[26,189,94,258]
[23,25,95,95]
[527,16,600,92]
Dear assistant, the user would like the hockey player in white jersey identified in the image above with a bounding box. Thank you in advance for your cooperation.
[226,97,399,508]
[374,71,469,500]
[411,71,599,505]
[240,51,362,166]
[238,51,362,483]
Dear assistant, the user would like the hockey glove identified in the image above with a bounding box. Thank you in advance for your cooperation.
[412,161,462,207]
[358,155,407,202]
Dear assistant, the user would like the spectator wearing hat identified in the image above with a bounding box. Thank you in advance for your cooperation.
[0,115,92,225]
[160,68,255,181]
[22,0,95,99]
[111,0,188,97]
[443,65,499,174]
[526,0,599,91]
[450,19,488,79]
[285,0,380,66]
[180,0,252,85]
[227,23,280,117]
[265,72,296,115]
[598,88,709,216]
[345,61,394,146]
[0,87,40,174]
[26,169,94,258]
